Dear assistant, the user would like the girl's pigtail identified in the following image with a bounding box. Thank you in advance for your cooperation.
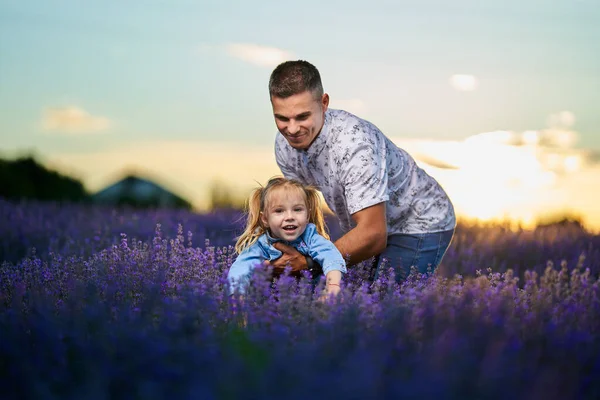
[305,187,330,240]
[235,187,266,254]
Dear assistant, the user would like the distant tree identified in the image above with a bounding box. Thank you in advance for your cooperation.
[535,212,585,230]
[0,155,89,202]
[207,179,246,210]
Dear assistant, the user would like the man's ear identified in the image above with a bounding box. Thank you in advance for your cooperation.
[321,93,330,111]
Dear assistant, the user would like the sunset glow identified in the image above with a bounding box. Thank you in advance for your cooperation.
[394,123,599,231]
[42,121,600,233]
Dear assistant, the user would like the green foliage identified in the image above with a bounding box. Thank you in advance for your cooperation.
[207,179,246,211]
[0,155,89,202]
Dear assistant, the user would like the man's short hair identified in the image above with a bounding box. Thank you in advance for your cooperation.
[268,60,324,100]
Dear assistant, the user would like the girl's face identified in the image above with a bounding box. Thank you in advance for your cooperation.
[261,187,309,242]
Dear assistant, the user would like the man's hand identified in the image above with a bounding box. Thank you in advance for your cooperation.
[263,242,308,276]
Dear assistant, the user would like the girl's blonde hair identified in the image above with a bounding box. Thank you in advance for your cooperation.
[235,176,329,254]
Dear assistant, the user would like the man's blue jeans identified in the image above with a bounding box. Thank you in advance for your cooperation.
[371,229,454,283]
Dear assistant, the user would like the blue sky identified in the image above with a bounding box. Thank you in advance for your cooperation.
[1,0,599,228]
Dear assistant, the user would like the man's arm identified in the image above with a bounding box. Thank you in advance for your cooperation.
[334,202,387,266]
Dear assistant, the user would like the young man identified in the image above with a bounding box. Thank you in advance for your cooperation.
[265,60,456,283]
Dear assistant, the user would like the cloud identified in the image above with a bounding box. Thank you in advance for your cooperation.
[42,106,111,134]
[412,154,459,170]
[586,149,600,164]
[224,43,295,68]
[449,74,478,91]
[389,112,600,230]
[461,128,578,150]
[409,111,593,173]
[404,131,592,177]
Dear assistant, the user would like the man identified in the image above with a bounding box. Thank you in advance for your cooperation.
[266,60,455,283]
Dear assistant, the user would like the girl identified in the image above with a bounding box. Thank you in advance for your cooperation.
[227,177,346,296]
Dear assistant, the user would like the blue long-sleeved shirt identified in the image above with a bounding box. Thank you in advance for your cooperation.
[227,223,347,294]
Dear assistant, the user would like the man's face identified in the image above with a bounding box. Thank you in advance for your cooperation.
[271,90,329,150]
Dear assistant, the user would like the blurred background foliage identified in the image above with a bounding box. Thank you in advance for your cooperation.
[0,155,89,203]
[0,153,248,211]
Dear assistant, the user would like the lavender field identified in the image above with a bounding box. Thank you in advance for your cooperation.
[1,198,600,399]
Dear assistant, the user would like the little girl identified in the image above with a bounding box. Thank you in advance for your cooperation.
[227,177,347,296]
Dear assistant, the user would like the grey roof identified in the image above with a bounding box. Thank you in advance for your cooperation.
[92,174,191,208]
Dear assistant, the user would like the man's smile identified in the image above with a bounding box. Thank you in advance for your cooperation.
[285,132,306,139]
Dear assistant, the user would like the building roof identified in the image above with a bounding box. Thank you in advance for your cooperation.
[92,174,191,209]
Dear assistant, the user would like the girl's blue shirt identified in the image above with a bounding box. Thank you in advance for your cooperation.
[227,223,347,293]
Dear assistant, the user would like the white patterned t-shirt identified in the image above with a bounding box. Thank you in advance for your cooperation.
[274,109,456,235]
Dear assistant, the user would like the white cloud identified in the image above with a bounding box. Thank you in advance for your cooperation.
[449,74,478,91]
[42,106,111,134]
[411,152,459,170]
[464,130,521,146]
[456,128,579,150]
[224,43,295,68]
[537,128,579,149]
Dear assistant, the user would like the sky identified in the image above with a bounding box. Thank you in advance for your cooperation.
[1,0,599,230]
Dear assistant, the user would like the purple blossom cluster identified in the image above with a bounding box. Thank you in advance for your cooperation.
[1,198,600,399]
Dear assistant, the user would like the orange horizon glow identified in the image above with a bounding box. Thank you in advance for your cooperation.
[38,122,599,235]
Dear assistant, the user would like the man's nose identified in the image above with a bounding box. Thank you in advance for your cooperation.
[287,121,300,134]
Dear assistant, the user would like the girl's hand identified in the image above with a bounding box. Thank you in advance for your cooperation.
[318,283,341,302]
[326,283,341,297]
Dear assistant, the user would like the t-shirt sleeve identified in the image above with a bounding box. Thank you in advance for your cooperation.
[227,243,266,295]
[305,226,347,276]
[337,122,389,215]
